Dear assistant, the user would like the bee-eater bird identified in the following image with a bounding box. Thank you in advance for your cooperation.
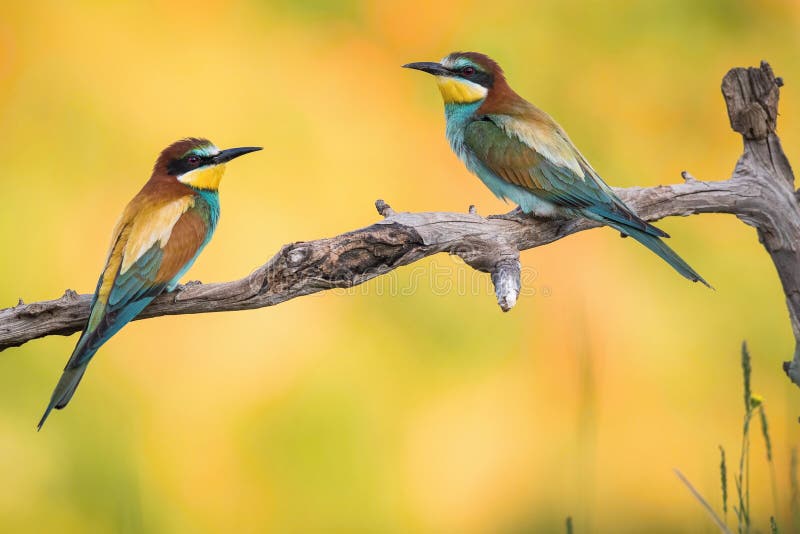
[38,138,262,430]
[404,52,708,286]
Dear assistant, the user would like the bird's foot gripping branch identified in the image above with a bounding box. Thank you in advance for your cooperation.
[1,62,799,390]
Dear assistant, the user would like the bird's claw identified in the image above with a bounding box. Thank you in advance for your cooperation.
[488,207,528,222]
[170,280,202,293]
[169,280,202,303]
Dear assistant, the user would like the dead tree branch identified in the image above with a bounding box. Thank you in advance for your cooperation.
[2,62,798,387]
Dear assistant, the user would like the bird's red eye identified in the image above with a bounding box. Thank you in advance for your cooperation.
[187,155,200,166]
[462,66,475,76]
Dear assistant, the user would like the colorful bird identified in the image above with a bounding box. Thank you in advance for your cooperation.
[38,138,261,429]
[404,52,708,286]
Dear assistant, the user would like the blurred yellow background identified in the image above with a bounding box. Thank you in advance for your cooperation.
[1,0,799,532]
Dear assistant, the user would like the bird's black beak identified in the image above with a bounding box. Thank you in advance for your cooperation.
[402,61,451,76]
[213,146,262,164]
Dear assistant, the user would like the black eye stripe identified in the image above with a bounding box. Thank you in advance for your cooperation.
[450,67,493,89]
[167,154,211,176]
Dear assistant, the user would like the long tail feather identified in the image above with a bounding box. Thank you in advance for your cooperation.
[605,221,711,288]
[37,364,88,431]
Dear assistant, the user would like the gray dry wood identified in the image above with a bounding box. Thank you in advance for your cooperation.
[3,62,799,388]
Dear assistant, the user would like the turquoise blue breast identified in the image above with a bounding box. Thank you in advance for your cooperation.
[195,189,220,239]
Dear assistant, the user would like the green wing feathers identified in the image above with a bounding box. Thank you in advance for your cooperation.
[463,115,706,284]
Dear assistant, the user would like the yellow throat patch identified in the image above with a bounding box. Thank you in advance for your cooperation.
[435,76,488,104]
[179,164,227,190]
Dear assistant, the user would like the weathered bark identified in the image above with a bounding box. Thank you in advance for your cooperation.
[2,62,797,387]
